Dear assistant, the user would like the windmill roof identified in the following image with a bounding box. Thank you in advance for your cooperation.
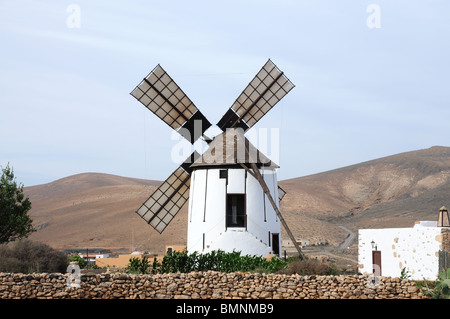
[190,128,279,169]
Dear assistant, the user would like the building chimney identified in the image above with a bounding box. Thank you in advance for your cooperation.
[438,206,450,227]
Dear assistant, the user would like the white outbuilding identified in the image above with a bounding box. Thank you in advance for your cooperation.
[358,206,450,280]
[186,128,283,257]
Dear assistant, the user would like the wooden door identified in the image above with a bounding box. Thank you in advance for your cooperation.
[372,251,382,276]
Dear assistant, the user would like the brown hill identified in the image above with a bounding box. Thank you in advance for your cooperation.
[23,146,450,254]
[279,145,450,245]
[24,173,188,255]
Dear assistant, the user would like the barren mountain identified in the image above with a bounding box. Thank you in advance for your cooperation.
[23,146,450,254]
[24,173,184,255]
[279,146,450,245]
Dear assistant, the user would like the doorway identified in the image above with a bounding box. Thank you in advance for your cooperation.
[272,233,280,256]
[372,250,382,276]
[226,194,246,228]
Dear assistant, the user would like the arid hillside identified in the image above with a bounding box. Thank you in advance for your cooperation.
[279,145,450,245]
[24,173,181,255]
[24,146,450,255]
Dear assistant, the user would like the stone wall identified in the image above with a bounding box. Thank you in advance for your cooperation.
[0,271,426,299]
[442,228,450,252]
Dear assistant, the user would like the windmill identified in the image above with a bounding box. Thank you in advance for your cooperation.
[130,59,305,259]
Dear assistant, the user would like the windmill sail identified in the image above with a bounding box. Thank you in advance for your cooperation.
[136,167,190,233]
[130,64,211,143]
[217,59,294,131]
[136,152,199,233]
[132,61,295,242]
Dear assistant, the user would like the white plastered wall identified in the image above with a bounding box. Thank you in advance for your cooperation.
[358,222,444,280]
[187,167,281,257]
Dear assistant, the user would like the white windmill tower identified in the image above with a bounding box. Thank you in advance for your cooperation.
[130,59,305,259]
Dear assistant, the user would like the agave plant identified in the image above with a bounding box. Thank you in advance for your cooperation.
[435,268,450,298]
[418,268,450,299]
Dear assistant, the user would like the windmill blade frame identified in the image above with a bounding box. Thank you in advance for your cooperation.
[130,64,211,143]
[136,152,200,234]
[217,59,295,131]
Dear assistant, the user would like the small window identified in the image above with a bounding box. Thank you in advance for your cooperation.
[219,169,228,179]
[226,194,246,227]
[166,247,173,255]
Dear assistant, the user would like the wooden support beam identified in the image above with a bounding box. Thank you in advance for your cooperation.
[241,163,305,260]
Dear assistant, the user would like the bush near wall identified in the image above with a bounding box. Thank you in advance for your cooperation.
[149,250,288,274]
[0,271,426,299]
[0,240,67,274]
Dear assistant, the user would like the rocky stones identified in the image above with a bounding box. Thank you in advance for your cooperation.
[0,271,427,299]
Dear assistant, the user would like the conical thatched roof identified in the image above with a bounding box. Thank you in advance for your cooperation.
[190,128,279,169]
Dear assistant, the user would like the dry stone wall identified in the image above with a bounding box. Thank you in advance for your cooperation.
[442,228,450,252]
[0,271,426,299]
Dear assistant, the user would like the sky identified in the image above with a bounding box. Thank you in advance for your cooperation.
[0,0,449,187]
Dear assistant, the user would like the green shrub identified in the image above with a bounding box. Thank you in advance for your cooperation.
[126,256,149,274]
[0,239,68,273]
[150,250,287,274]
[126,256,151,274]
[67,255,87,269]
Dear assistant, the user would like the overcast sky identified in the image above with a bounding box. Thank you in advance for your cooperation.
[1,1,449,186]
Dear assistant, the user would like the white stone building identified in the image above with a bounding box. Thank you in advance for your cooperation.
[358,206,450,280]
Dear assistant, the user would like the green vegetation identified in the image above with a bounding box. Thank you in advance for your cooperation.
[0,239,68,273]
[400,267,412,280]
[126,250,288,274]
[417,268,450,299]
[68,254,87,269]
[155,250,288,274]
[125,250,345,276]
[126,256,151,274]
[0,163,35,244]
